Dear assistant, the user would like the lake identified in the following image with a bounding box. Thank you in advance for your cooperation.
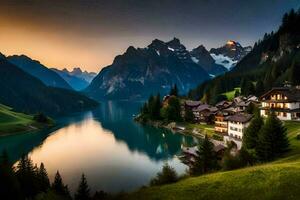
[0,101,198,193]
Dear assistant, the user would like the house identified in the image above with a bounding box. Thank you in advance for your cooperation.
[215,100,232,110]
[184,100,202,109]
[224,113,253,149]
[260,87,300,120]
[181,100,202,118]
[227,113,252,139]
[192,104,218,123]
[214,111,230,134]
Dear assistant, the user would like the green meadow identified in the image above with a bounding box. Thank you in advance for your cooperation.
[124,121,300,200]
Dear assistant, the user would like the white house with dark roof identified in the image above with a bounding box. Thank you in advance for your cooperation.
[227,113,253,139]
[224,113,253,149]
[260,87,300,121]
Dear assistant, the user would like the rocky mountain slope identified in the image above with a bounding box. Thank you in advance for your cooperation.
[190,45,227,76]
[210,40,252,70]
[85,38,211,100]
[51,68,91,91]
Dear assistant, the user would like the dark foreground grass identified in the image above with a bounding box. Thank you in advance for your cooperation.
[123,121,300,200]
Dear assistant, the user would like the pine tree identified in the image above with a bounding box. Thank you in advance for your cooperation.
[165,96,182,122]
[150,163,178,186]
[153,93,162,119]
[38,163,50,192]
[0,151,22,200]
[190,135,218,175]
[257,112,290,161]
[15,155,39,198]
[255,80,264,96]
[184,108,195,123]
[243,113,264,150]
[75,174,91,200]
[289,59,300,85]
[52,171,70,197]
[234,89,240,97]
[170,84,178,96]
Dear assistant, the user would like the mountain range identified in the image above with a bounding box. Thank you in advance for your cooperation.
[85,38,250,100]
[0,55,98,115]
[7,55,73,90]
[189,9,300,104]
[51,68,97,91]
[209,40,252,70]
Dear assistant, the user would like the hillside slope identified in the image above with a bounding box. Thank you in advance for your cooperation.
[7,55,73,90]
[188,9,300,104]
[0,56,98,116]
[0,104,46,135]
[124,121,300,200]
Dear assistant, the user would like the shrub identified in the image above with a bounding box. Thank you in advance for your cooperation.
[150,163,178,186]
[212,134,223,141]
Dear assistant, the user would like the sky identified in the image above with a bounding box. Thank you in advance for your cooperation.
[0,0,299,73]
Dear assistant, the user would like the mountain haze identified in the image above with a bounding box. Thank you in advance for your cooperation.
[0,55,98,115]
[7,55,73,90]
[51,68,90,91]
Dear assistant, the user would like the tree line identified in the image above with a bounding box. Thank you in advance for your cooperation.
[138,84,184,123]
[0,153,108,200]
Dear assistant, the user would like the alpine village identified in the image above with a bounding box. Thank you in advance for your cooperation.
[1,3,300,200]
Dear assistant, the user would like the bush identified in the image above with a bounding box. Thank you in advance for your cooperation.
[297,134,300,140]
[34,113,49,123]
[150,163,178,186]
[212,134,223,141]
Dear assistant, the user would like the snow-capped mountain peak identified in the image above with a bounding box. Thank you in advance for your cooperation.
[209,40,252,70]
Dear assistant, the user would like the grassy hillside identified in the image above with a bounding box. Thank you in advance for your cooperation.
[123,121,300,200]
[222,87,240,100]
[0,104,50,135]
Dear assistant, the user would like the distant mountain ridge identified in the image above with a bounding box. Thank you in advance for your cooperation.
[67,67,97,83]
[7,55,73,90]
[210,40,252,70]
[51,68,96,91]
[0,55,98,115]
[190,45,227,76]
[85,38,212,100]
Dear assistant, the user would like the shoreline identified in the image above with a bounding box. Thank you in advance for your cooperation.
[0,122,55,137]
[135,117,210,140]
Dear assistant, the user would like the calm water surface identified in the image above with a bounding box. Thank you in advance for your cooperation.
[0,101,198,193]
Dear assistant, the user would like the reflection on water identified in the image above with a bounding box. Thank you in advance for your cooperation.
[0,101,198,193]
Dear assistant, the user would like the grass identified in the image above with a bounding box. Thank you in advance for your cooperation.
[123,121,300,200]
[185,123,215,137]
[222,87,241,100]
[0,104,51,136]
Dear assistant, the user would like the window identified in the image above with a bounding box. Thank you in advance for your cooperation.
[283,112,287,117]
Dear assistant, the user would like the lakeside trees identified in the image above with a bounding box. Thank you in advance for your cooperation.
[190,135,218,175]
[150,163,178,186]
[139,93,182,123]
[0,152,108,200]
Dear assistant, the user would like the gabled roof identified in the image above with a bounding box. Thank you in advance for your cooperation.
[227,113,253,123]
[193,104,218,113]
[216,100,232,108]
[260,87,300,101]
[185,100,202,107]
